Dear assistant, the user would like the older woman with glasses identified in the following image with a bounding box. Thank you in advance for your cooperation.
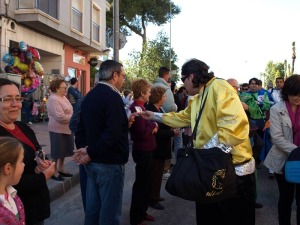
[47,79,74,181]
[0,78,55,225]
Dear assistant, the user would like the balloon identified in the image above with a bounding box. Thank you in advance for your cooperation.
[9,47,21,56]
[19,41,28,52]
[28,70,36,78]
[25,51,33,64]
[19,52,26,63]
[34,61,44,75]
[27,47,40,61]
[4,65,14,73]
[21,85,30,93]
[13,56,29,72]
[24,78,32,87]
[2,53,14,66]
[32,77,40,89]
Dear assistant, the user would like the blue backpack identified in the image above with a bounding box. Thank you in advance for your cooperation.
[285,147,300,184]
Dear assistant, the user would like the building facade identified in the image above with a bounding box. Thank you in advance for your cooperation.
[0,0,110,94]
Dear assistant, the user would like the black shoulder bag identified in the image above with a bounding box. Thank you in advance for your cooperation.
[165,90,237,203]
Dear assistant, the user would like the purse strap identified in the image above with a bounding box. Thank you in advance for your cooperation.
[188,86,208,148]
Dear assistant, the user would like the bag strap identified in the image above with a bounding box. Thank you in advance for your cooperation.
[188,86,208,147]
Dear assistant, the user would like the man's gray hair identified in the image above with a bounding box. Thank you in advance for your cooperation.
[99,60,123,81]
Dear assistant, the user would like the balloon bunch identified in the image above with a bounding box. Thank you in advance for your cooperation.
[2,41,44,93]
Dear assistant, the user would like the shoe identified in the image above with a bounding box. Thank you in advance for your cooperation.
[51,175,64,181]
[28,122,32,125]
[158,197,165,201]
[144,214,155,221]
[269,173,275,179]
[162,172,171,180]
[255,202,263,209]
[149,202,164,210]
[58,171,73,177]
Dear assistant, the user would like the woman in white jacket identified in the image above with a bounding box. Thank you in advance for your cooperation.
[264,74,300,225]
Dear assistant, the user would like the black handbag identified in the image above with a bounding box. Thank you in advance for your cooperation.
[165,90,237,203]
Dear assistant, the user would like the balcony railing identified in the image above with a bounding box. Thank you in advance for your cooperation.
[18,0,58,19]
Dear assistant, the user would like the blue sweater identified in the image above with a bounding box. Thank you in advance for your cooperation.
[75,83,129,164]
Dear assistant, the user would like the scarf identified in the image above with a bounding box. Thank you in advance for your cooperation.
[285,101,300,145]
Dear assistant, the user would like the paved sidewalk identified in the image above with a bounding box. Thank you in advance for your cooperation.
[30,121,80,202]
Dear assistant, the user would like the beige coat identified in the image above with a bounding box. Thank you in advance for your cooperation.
[264,101,297,173]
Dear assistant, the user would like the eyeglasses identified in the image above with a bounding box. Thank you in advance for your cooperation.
[181,75,190,83]
[0,96,23,103]
[242,88,249,91]
[119,73,126,80]
[250,83,257,85]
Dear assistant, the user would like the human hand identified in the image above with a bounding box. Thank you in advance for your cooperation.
[42,162,55,180]
[35,158,52,174]
[241,102,249,111]
[128,113,136,128]
[152,122,159,134]
[73,148,91,165]
[140,111,154,120]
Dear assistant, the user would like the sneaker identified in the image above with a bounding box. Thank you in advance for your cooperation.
[162,172,171,180]
[28,122,33,125]
[149,202,164,210]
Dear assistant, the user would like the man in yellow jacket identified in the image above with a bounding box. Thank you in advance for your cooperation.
[142,59,255,225]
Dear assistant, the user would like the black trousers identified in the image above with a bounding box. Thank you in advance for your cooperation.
[130,151,153,225]
[275,173,300,225]
[196,172,256,225]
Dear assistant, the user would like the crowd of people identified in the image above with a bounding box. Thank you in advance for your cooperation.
[0,58,299,225]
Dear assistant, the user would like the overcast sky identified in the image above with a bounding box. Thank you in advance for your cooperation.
[119,0,300,84]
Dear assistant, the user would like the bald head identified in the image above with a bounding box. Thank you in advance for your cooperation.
[227,78,239,92]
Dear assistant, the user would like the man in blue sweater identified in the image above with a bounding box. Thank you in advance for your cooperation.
[74,60,130,225]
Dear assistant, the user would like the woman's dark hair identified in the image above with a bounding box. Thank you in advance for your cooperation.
[281,75,300,101]
[149,86,166,104]
[181,59,214,88]
[0,78,19,89]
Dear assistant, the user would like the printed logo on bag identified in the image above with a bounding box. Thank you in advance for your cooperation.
[206,169,226,197]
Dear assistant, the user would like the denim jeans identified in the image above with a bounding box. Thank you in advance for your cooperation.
[84,163,125,225]
[173,129,183,162]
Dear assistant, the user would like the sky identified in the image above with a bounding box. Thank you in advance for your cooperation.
[119,0,300,84]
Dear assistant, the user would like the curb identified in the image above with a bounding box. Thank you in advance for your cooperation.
[47,161,80,202]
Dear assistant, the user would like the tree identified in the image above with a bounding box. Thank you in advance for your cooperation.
[124,31,179,85]
[107,0,181,52]
[261,61,285,86]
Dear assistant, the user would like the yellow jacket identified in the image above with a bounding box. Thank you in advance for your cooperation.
[162,77,252,164]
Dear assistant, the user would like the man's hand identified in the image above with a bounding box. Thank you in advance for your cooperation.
[73,148,91,165]
[35,158,52,174]
[241,102,249,111]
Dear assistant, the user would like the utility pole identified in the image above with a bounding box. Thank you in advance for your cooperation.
[113,0,119,62]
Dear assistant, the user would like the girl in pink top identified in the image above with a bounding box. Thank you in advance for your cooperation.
[0,136,26,225]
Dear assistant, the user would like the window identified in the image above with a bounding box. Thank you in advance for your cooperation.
[72,0,83,33]
[18,0,58,19]
[92,5,101,42]
[68,68,77,79]
[38,0,58,19]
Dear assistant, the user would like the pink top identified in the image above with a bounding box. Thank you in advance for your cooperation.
[46,93,73,134]
[0,186,25,225]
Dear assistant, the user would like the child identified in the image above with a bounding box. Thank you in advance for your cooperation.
[0,137,26,224]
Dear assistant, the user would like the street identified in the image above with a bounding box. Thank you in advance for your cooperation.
[45,159,297,225]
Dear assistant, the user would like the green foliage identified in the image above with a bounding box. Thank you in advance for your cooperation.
[124,31,179,85]
[261,61,285,86]
[107,0,180,44]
